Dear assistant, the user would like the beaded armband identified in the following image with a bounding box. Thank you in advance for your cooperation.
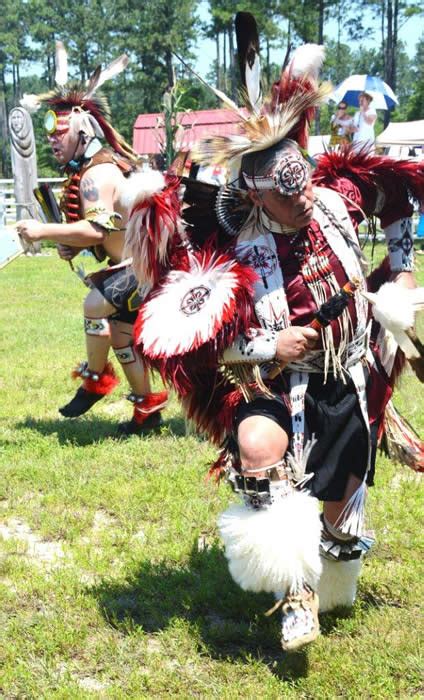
[384,218,414,272]
[222,328,278,364]
[84,207,123,233]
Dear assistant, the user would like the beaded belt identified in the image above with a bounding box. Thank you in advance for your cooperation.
[286,326,369,374]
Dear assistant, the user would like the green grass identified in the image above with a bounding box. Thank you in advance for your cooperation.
[0,248,423,698]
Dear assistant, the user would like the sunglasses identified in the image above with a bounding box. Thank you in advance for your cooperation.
[44,109,71,135]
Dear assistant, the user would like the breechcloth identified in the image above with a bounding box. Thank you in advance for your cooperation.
[235,372,378,503]
[87,264,143,324]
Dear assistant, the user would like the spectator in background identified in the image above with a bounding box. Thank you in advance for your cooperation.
[329,101,353,147]
[351,92,377,151]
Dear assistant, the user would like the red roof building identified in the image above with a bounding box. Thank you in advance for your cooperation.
[132,108,243,155]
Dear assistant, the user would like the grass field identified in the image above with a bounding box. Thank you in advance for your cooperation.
[0,249,423,698]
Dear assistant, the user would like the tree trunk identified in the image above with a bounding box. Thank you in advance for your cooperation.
[16,63,21,99]
[266,38,270,85]
[47,52,52,89]
[317,0,325,43]
[223,29,227,91]
[315,0,325,134]
[165,49,175,89]
[385,0,393,85]
[336,1,341,82]
[381,0,386,71]
[12,63,16,103]
[0,70,10,177]
[392,0,399,91]
[228,24,236,101]
[216,32,221,89]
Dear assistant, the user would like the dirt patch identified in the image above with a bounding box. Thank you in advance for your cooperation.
[92,509,118,531]
[101,399,127,417]
[390,471,422,490]
[0,517,65,567]
[77,676,110,692]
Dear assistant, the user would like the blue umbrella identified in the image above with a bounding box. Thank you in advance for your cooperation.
[331,74,398,110]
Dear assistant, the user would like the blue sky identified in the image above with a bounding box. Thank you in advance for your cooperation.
[195,4,423,78]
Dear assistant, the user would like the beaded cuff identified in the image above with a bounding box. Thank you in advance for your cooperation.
[222,328,278,364]
[384,218,414,272]
[85,207,123,234]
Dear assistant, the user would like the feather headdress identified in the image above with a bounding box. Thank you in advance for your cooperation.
[186,13,331,169]
[21,42,138,162]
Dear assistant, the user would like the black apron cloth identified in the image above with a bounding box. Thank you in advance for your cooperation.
[234,371,377,502]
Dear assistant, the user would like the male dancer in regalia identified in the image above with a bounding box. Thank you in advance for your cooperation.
[16,43,167,435]
[124,18,423,651]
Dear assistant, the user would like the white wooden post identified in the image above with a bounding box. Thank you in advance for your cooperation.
[8,106,41,253]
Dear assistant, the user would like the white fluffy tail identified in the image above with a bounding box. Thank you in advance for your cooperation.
[119,170,165,212]
[218,490,322,596]
[318,557,362,612]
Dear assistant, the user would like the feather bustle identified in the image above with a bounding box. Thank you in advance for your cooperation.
[124,176,181,288]
[134,247,258,443]
[313,146,424,213]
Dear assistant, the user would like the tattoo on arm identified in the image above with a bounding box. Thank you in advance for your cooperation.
[82,176,99,203]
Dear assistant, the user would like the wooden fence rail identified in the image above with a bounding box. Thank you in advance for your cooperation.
[0,178,64,225]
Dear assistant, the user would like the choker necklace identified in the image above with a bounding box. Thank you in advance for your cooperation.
[260,209,297,236]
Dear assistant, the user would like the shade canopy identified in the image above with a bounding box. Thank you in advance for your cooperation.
[376,120,424,147]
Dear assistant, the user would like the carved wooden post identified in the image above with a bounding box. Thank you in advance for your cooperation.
[8,106,41,253]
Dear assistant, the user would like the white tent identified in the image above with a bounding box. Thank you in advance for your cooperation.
[376,120,424,146]
[308,134,330,156]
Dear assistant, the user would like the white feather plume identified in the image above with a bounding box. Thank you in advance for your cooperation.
[218,490,322,595]
[118,170,165,211]
[19,94,41,114]
[290,44,325,81]
[245,54,261,114]
[85,54,129,99]
[363,282,424,358]
[55,41,68,87]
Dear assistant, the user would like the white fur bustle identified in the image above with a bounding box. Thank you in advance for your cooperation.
[19,94,41,114]
[218,490,322,596]
[318,557,362,612]
[290,44,325,80]
[118,170,165,211]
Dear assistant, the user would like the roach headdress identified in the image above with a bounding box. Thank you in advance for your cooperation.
[21,41,138,163]
[189,13,331,194]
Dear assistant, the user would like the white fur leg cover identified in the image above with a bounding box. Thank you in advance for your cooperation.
[218,491,322,596]
[318,557,362,612]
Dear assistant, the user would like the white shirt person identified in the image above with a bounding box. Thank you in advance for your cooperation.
[352,92,377,151]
